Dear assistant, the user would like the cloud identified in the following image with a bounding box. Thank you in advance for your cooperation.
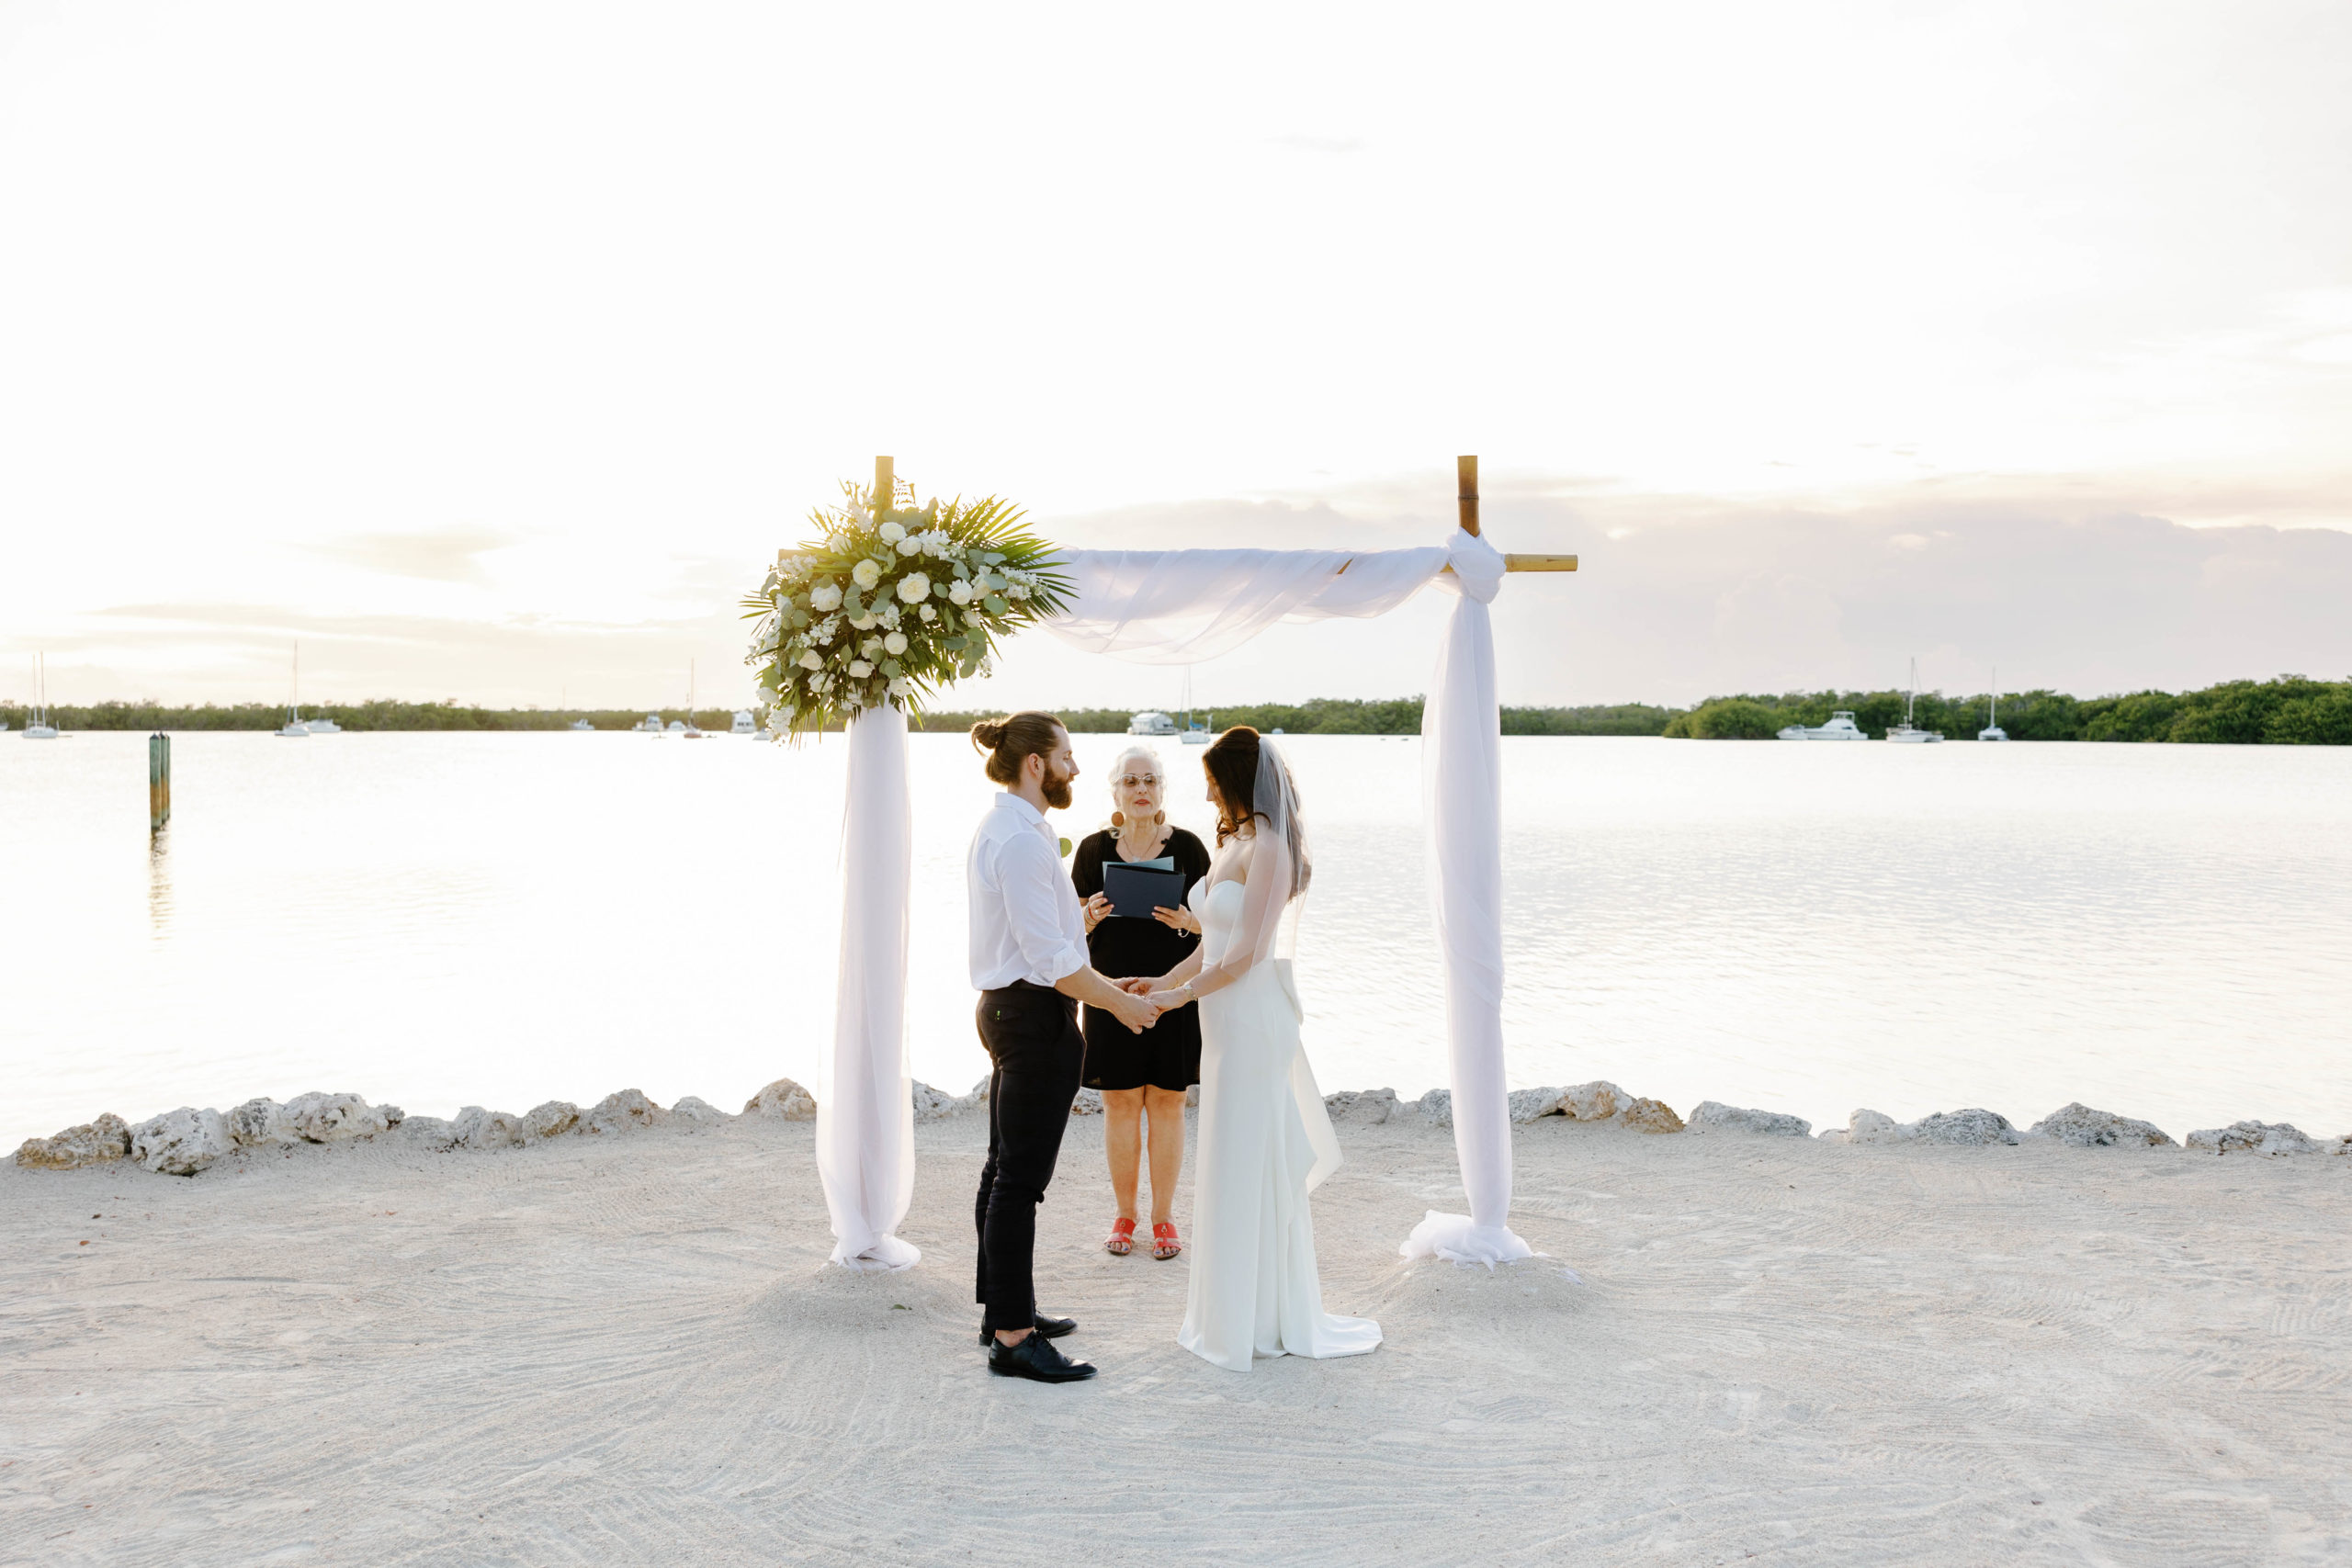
[305,526,516,584]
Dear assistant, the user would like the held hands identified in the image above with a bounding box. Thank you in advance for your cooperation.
[1151,904,1201,935]
[1109,987,1161,1034]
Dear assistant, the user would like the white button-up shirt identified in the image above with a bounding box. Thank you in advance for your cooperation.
[967,792,1091,990]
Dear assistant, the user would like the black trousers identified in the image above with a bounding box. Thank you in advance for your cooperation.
[973,983,1083,1334]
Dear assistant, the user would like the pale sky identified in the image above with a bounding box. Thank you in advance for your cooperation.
[3,0,2347,712]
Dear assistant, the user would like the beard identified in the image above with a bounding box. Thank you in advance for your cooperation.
[1041,760,1075,811]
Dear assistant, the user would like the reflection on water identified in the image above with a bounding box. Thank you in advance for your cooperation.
[3,730,2348,1147]
[147,828,173,940]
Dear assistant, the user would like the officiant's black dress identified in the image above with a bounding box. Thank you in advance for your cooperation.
[1070,827,1211,1092]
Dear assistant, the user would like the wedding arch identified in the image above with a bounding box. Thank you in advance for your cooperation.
[752,457,1576,1272]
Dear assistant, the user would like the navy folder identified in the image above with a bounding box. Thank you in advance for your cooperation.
[1102,862,1185,919]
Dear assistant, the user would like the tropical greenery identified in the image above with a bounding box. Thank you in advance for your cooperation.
[741,478,1070,739]
[13,677,2346,743]
[1659,675,2352,743]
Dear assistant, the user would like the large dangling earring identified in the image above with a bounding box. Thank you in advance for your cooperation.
[1111,810,1125,828]
[1154,810,1165,826]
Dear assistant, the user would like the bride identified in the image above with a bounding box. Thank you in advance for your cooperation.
[1134,727,1381,1372]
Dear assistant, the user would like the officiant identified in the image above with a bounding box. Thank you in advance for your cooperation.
[1071,743,1212,1262]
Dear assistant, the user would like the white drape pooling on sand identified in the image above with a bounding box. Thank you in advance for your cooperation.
[813,536,1532,1270]
[816,704,922,1271]
[1400,538,1536,1268]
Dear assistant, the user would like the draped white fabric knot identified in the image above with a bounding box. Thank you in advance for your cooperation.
[1440,528,1506,604]
[811,533,1534,1272]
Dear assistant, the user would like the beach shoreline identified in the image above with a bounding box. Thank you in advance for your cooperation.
[6,1101,2348,1565]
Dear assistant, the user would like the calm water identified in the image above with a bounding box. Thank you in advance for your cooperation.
[5,730,2348,1149]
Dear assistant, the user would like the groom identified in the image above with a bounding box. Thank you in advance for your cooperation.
[966,711,1161,1383]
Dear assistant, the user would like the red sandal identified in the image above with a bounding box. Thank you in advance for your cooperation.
[1105,1217,1137,1257]
[1150,1222,1182,1260]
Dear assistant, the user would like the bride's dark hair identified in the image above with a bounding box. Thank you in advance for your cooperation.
[1203,726,1310,897]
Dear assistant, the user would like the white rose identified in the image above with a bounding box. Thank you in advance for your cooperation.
[948,580,975,605]
[878,521,905,544]
[896,572,931,604]
[852,559,882,591]
[862,637,883,659]
[886,675,911,698]
[849,660,873,679]
[897,537,921,557]
[883,631,908,656]
[919,604,936,622]
[799,650,823,671]
[809,582,842,612]
[850,613,876,630]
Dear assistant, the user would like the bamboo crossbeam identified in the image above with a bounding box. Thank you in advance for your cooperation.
[1504,554,1577,571]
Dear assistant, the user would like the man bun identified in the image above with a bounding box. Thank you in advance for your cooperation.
[970,711,1065,786]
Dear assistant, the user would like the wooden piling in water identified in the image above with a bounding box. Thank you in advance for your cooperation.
[149,732,171,830]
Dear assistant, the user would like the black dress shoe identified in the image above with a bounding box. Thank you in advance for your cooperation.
[977,1313,1076,1348]
[988,1332,1097,1383]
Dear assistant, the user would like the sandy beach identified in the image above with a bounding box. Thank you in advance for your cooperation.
[5,1106,2349,1567]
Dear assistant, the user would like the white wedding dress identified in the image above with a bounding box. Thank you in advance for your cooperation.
[1177,875,1383,1372]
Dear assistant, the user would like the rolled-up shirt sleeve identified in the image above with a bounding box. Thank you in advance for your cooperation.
[1000,831,1090,985]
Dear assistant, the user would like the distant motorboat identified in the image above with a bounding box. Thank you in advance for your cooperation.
[665,719,688,735]
[1885,659,1944,744]
[571,718,595,732]
[1127,710,1178,737]
[1182,722,1212,746]
[21,653,59,739]
[730,710,756,736]
[1979,669,2009,742]
[1777,711,1871,741]
[304,715,342,734]
[636,713,665,734]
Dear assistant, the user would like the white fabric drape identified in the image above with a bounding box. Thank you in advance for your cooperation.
[1401,533,1535,1268]
[1046,547,1448,664]
[815,705,921,1271]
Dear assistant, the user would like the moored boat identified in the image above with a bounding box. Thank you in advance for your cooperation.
[1776,711,1871,741]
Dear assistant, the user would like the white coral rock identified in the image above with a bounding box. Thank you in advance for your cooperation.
[452,1106,526,1149]
[1326,1088,1399,1125]
[741,1078,817,1120]
[582,1089,668,1134]
[15,1113,132,1169]
[282,1092,392,1144]
[226,1099,293,1147]
[2030,1102,2176,1148]
[1688,1101,1813,1138]
[1508,1087,1566,1123]
[523,1100,580,1138]
[1557,1081,1629,1122]
[130,1107,231,1176]
[2186,1120,2319,1156]
[670,1096,729,1126]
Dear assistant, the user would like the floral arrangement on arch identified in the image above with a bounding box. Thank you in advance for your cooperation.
[742,478,1071,739]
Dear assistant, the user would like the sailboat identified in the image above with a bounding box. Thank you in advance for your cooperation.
[277,644,311,737]
[1978,668,2009,742]
[21,654,59,739]
[1179,667,1211,745]
[680,660,705,739]
[1884,658,1944,743]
